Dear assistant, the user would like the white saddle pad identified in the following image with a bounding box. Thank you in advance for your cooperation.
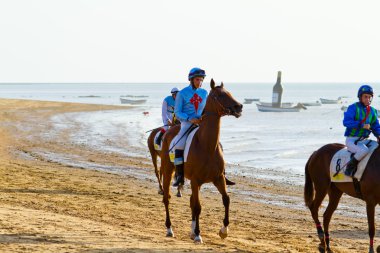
[330,140,378,182]
[169,127,199,163]
[153,131,162,151]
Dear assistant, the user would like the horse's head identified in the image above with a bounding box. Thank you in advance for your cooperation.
[205,79,243,118]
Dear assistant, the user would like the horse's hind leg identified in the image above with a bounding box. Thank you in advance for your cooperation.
[366,201,376,253]
[309,183,329,251]
[190,180,202,243]
[148,136,163,194]
[213,175,229,239]
[162,162,174,237]
[323,184,343,252]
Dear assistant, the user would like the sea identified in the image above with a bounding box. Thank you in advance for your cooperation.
[1,82,378,184]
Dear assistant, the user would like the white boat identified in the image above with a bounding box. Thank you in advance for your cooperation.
[256,103,307,112]
[320,97,342,104]
[120,95,149,98]
[258,102,295,107]
[244,98,260,104]
[120,97,147,104]
[301,101,321,106]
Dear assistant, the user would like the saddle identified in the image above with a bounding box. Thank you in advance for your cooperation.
[169,125,199,163]
[154,131,163,151]
[330,139,378,182]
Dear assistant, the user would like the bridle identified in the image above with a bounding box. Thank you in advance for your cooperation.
[203,90,232,118]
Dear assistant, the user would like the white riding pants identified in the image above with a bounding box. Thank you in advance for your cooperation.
[346,137,370,161]
[175,121,193,150]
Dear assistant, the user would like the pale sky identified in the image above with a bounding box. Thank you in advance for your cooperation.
[0,0,379,83]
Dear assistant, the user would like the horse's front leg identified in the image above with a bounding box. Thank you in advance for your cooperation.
[366,201,376,253]
[214,175,229,239]
[190,180,202,243]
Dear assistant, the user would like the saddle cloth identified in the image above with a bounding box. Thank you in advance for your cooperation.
[330,140,378,182]
[169,127,199,163]
[153,131,162,151]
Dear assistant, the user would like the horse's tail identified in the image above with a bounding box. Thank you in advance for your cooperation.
[304,152,315,207]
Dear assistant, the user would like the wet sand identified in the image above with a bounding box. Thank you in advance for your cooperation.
[0,98,376,252]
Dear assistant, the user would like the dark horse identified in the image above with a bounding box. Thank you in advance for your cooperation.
[147,127,183,197]
[160,79,242,242]
[305,143,380,253]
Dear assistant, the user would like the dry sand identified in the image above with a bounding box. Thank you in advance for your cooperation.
[0,98,377,252]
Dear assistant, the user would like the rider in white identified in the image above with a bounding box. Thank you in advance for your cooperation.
[343,85,380,177]
[155,88,179,145]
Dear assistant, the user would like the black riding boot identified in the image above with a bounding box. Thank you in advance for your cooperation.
[173,164,184,187]
[173,150,184,187]
[155,131,164,145]
[345,157,359,177]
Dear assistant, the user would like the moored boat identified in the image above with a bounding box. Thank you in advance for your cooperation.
[320,97,342,104]
[120,97,147,104]
[258,102,295,107]
[244,98,260,104]
[256,103,306,112]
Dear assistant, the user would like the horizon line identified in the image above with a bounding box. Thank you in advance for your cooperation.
[0,81,378,84]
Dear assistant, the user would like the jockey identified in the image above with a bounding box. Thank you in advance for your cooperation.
[172,67,208,186]
[343,84,380,177]
[155,87,179,145]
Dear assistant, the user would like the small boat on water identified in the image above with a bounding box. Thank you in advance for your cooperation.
[244,98,260,104]
[120,95,149,98]
[258,102,295,107]
[320,97,342,104]
[256,103,307,112]
[120,97,147,104]
[301,101,321,106]
[78,95,101,98]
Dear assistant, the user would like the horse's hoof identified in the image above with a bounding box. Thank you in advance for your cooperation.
[318,244,325,253]
[166,228,174,237]
[219,226,228,239]
[194,235,203,244]
[158,189,164,195]
[176,191,182,197]
[190,232,196,240]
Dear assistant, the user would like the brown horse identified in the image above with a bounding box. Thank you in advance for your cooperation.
[304,143,380,253]
[147,126,183,197]
[160,79,242,242]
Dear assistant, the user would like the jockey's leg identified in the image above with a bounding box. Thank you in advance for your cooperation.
[172,122,190,187]
[345,137,369,177]
[155,127,167,145]
[173,149,184,187]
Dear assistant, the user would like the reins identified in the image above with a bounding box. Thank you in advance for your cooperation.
[203,92,230,118]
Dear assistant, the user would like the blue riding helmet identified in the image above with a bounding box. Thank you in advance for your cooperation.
[188,67,206,81]
[357,85,374,99]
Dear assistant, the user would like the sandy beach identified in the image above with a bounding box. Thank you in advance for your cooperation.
[0,98,376,253]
